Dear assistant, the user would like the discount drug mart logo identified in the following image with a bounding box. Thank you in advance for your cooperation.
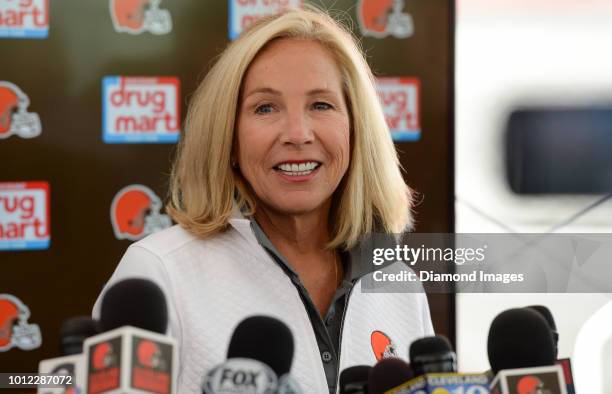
[228,0,301,40]
[0,0,48,39]
[110,184,171,241]
[0,181,50,251]
[376,77,421,142]
[109,0,172,35]
[0,81,41,139]
[102,76,180,144]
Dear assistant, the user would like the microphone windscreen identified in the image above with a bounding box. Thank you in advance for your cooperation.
[227,315,294,377]
[409,335,453,363]
[368,358,414,394]
[339,365,371,394]
[487,307,556,374]
[527,305,557,331]
[59,316,100,355]
[99,278,168,334]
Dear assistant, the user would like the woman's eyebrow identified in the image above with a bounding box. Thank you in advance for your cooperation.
[245,87,338,98]
[244,87,281,98]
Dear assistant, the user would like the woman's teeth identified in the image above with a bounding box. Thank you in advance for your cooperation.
[276,162,320,176]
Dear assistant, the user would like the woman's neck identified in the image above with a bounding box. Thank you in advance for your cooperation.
[253,202,332,255]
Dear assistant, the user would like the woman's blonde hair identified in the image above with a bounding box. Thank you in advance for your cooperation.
[167,6,412,250]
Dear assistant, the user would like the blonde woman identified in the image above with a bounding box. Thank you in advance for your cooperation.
[94,7,433,393]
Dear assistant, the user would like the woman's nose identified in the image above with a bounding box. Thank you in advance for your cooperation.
[280,108,314,147]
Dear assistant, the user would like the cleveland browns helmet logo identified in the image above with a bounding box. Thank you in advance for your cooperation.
[137,339,165,369]
[0,81,41,139]
[0,294,42,352]
[357,0,414,39]
[371,330,397,361]
[110,184,172,241]
[109,0,172,35]
[517,376,546,394]
[92,342,116,370]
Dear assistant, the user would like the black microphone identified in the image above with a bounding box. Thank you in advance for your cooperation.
[99,277,168,334]
[527,305,576,394]
[368,358,414,394]
[527,305,559,359]
[488,308,566,394]
[84,278,177,394]
[409,335,457,376]
[227,315,294,377]
[488,308,555,374]
[59,316,100,356]
[38,316,99,394]
[203,315,299,394]
[339,365,371,394]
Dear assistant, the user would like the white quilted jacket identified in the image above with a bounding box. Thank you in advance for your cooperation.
[93,211,434,393]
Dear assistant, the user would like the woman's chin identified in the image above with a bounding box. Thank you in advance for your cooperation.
[267,198,327,216]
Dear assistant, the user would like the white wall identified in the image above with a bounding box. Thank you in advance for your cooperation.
[455,0,612,374]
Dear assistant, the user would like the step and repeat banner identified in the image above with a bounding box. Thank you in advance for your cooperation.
[1,0,453,372]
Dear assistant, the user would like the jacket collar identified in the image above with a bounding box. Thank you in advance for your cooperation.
[227,203,378,281]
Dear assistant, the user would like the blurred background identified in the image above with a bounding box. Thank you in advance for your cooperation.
[455,0,612,379]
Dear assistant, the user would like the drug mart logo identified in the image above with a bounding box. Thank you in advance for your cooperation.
[376,77,421,142]
[109,0,172,35]
[110,184,171,241]
[0,0,48,39]
[0,81,41,139]
[357,0,413,39]
[0,181,50,251]
[228,0,302,40]
[102,76,180,144]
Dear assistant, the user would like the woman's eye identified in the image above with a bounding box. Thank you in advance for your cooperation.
[313,102,333,111]
[255,104,274,114]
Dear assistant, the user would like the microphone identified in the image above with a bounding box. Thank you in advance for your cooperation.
[527,305,559,359]
[338,365,371,394]
[203,315,300,394]
[60,316,101,356]
[526,305,575,394]
[488,308,566,394]
[382,336,489,394]
[83,278,177,394]
[99,277,168,334]
[409,335,457,376]
[368,358,413,394]
[38,316,100,394]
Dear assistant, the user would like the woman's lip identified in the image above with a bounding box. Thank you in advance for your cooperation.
[273,160,322,166]
[273,165,321,183]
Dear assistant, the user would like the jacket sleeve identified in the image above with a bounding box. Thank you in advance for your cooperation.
[421,292,435,336]
[91,244,183,352]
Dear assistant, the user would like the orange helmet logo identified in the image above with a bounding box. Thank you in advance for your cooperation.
[0,81,41,139]
[110,184,171,241]
[92,342,115,370]
[0,294,42,352]
[357,0,414,39]
[517,376,545,394]
[109,0,172,35]
[137,339,164,369]
[371,330,397,361]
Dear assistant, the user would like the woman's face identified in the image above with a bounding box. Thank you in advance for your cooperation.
[236,38,350,216]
